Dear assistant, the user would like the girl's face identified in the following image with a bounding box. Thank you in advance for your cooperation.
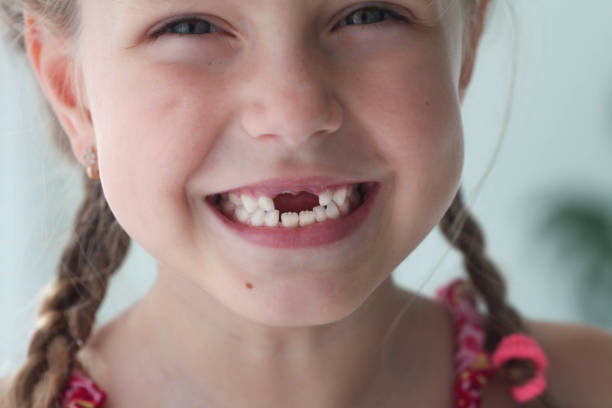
[76,0,467,325]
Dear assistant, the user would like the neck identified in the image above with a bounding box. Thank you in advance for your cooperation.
[85,264,442,407]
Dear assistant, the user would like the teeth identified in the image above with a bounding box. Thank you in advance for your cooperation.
[258,196,275,211]
[229,193,242,206]
[235,206,251,223]
[326,202,340,219]
[218,183,366,228]
[338,198,351,215]
[319,190,333,206]
[332,187,347,206]
[264,210,280,227]
[313,206,327,222]
[241,194,259,213]
[221,199,236,214]
[250,209,266,227]
[299,210,316,226]
[281,212,299,228]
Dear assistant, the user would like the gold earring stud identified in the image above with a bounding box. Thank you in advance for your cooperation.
[82,146,100,180]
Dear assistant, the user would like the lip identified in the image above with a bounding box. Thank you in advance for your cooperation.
[208,175,367,197]
[204,182,381,248]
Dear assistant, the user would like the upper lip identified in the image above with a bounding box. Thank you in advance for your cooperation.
[211,175,370,197]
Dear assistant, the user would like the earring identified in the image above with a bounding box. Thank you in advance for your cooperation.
[82,146,100,180]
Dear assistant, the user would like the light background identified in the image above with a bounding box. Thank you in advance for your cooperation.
[2,1,612,375]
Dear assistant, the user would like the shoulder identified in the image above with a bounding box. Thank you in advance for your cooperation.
[525,318,612,407]
[484,318,612,408]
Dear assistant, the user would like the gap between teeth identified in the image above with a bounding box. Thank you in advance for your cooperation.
[219,184,361,228]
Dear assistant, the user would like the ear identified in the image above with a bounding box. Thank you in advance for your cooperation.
[23,11,94,166]
[458,0,491,102]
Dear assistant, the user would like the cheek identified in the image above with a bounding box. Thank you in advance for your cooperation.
[336,31,463,178]
[341,37,464,252]
[84,61,227,256]
[377,66,464,202]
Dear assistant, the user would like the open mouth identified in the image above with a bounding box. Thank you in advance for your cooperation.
[205,182,378,228]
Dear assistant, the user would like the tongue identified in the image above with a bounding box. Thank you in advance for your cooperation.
[273,192,320,213]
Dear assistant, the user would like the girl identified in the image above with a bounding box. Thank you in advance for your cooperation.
[1,0,611,407]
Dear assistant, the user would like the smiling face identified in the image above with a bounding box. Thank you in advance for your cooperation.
[66,0,470,326]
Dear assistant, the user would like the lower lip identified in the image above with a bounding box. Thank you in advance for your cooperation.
[204,183,380,248]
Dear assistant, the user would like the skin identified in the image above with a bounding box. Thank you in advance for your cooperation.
[19,0,569,406]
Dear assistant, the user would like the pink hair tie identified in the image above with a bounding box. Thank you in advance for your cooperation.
[491,333,549,403]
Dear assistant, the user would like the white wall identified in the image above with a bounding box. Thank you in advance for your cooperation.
[2,0,612,375]
[400,0,612,322]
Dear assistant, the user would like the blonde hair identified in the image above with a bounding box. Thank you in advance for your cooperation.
[0,1,557,406]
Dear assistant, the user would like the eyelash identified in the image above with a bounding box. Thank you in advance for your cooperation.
[149,5,410,40]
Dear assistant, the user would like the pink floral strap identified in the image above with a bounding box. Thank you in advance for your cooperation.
[60,367,106,408]
[436,278,497,408]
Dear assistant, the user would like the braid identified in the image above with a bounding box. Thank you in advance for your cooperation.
[439,187,557,407]
[7,175,130,408]
[440,188,524,348]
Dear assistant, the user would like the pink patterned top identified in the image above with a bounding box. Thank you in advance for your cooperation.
[60,278,500,408]
[435,277,499,408]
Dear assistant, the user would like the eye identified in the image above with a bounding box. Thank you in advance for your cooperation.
[150,16,222,40]
[336,5,410,29]
[149,4,409,40]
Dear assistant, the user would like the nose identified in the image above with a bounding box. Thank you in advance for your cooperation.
[240,46,343,148]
